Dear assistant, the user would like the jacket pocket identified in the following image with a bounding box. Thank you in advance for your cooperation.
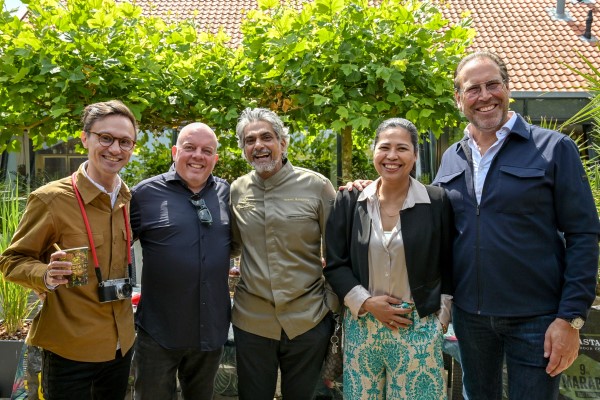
[496,166,545,214]
[62,233,104,250]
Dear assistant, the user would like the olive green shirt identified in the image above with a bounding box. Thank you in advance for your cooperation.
[0,164,135,362]
[230,160,336,340]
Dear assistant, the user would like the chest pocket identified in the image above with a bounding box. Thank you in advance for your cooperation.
[496,166,545,214]
[62,233,104,250]
[434,170,467,214]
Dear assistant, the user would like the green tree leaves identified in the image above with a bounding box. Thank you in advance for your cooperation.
[0,0,241,150]
[1,0,473,181]
[239,0,474,179]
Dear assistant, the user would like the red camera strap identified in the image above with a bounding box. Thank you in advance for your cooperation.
[70,173,131,269]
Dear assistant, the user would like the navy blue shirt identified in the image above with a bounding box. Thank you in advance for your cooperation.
[130,171,232,350]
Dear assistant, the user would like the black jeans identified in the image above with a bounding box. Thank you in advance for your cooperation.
[133,328,223,400]
[234,314,333,400]
[41,348,133,400]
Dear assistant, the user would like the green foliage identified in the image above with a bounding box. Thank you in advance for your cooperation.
[582,149,600,215]
[239,0,474,179]
[562,51,600,128]
[1,0,475,182]
[120,131,174,187]
[212,146,251,184]
[577,137,600,295]
[0,0,242,151]
[288,130,337,180]
[559,53,600,294]
[561,52,600,217]
[0,181,39,336]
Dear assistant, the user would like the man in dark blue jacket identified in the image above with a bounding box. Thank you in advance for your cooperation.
[433,51,600,400]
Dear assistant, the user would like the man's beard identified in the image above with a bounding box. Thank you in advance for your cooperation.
[251,159,279,174]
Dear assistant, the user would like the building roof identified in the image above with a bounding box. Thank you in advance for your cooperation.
[443,0,600,93]
[130,0,600,93]
[131,0,256,45]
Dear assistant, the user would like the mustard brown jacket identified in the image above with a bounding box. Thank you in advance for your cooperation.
[0,164,135,362]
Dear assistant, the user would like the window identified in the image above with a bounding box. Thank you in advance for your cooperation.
[35,155,87,180]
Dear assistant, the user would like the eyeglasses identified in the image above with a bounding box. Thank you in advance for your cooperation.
[459,80,506,100]
[88,131,136,151]
[189,195,212,226]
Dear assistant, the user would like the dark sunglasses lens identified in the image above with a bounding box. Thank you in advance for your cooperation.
[199,208,212,224]
[189,197,212,225]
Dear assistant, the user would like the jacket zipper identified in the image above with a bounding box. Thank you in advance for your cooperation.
[471,134,512,315]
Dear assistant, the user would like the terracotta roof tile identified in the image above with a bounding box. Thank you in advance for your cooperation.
[128,0,600,92]
[443,0,600,92]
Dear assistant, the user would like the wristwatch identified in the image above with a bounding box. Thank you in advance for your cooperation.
[562,316,585,330]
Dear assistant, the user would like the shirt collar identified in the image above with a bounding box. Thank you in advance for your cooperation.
[466,111,517,145]
[164,168,215,193]
[75,162,130,206]
[80,161,122,207]
[81,160,122,194]
[358,176,431,208]
[252,158,293,187]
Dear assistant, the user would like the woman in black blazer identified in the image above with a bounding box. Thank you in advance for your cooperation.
[324,118,453,399]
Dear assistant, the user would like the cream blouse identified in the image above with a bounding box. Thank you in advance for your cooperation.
[344,177,452,325]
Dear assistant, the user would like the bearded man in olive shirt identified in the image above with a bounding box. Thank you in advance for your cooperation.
[0,100,137,400]
[230,108,337,400]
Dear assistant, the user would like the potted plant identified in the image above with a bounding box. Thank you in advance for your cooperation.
[0,181,39,398]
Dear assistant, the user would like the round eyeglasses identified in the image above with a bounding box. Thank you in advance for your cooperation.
[88,131,136,151]
[458,80,506,100]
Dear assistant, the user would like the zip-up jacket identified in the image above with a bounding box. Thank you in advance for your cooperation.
[433,113,600,320]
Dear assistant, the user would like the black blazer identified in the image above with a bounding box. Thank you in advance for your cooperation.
[324,185,453,318]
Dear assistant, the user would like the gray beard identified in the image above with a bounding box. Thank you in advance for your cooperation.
[251,159,278,174]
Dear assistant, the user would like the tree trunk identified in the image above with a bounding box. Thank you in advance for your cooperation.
[341,126,353,183]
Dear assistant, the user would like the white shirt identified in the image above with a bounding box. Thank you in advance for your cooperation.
[344,177,429,316]
[81,161,122,207]
[467,112,517,204]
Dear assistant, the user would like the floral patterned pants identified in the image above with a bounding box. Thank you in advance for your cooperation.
[342,306,446,400]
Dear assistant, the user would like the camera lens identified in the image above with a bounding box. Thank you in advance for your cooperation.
[116,282,133,299]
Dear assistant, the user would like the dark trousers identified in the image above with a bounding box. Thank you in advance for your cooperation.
[234,314,333,400]
[41,347,133,400]
[133,328,223,400]
[453,305,560,400]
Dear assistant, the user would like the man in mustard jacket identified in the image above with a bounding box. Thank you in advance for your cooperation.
[0,100,137,400]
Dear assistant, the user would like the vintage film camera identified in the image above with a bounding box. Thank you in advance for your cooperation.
[98,277,133,303]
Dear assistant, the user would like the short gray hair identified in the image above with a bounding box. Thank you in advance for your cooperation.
[235,108,290,159]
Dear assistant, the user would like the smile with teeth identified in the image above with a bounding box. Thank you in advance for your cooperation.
[383,163,400,170]
[478,104,496,112]
[189,163,204,169]
[253,152,271,161]
[104,155,121,162]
